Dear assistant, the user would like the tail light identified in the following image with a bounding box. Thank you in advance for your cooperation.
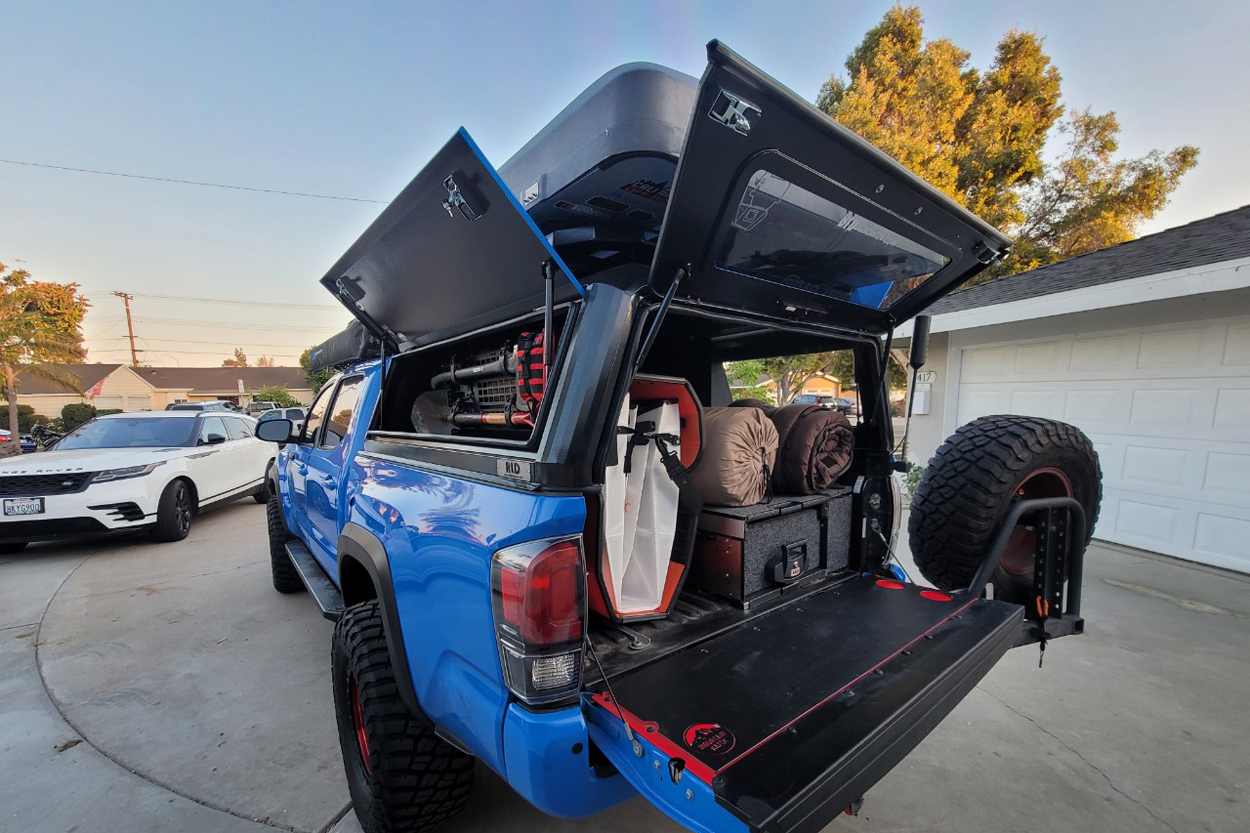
[491,536,585,705]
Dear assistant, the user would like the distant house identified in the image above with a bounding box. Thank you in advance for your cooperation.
[728,372,847,403]
[893,204,1250,572]
[16,364,315,416]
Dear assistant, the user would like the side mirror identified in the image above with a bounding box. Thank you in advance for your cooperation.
[205,433,227,445]
[909,314,932,369]
[256,418,296,444]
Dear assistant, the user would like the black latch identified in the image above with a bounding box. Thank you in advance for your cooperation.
[972,241,1002,265]
[769,542,807,585]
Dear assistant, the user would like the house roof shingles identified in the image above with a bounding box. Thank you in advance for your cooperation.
[930,204,1250,315]
[16,364,123,395]
[133,366,310,391]
[17,364,310,396]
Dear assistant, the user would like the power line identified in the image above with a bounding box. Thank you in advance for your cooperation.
[89,336,321,349]
[92,347,303,358]
[89,315,343,332]
[0,158,387,204]
[83,291,341,311]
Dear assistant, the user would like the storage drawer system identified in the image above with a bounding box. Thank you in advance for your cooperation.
[688,487,853,608]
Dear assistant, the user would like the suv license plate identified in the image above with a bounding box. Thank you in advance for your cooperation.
[3,497,45,516]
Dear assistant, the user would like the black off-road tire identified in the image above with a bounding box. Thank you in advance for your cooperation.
[267,495,304,594]
[253,462,274,504]
[332,600,474,833]
[909,415,1101,603]
[152,479,194,542]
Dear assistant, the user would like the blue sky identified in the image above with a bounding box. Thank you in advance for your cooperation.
[2,0,1246,366]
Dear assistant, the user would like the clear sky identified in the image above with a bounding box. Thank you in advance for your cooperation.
[3,0,1246,367]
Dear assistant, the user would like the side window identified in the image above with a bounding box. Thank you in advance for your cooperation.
[303,381,338,442]
[287,409,304,419]
[199,416,228,444]
[226,417,254,439]
[319,376,365,450]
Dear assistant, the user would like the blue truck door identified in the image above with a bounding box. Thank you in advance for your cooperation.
[303,374,366,570]
[286,381,336,543]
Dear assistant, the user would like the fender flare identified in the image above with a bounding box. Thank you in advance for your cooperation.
[337,522,428,724]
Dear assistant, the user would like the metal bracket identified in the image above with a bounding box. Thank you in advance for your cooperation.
[708,89,761,136]
[442,174,480,221]
[961,496,1087,622]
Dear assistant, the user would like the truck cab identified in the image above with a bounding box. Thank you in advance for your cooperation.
[258,41,1099,833]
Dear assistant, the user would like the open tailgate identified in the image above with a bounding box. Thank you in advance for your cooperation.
[648,42,1011,335]
[585,576,1022,833]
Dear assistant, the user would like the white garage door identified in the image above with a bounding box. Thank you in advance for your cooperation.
[955,316,1250,572]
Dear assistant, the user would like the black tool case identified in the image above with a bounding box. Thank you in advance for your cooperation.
[688,488,853,608]
[497,63,698,240]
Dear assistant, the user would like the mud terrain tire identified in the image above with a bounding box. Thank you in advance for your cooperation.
[267,495,304,594]
[333,600,474,833]
[909,415,1101,603]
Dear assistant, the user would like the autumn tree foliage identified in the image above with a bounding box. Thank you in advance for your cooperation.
[817,5,1198,280]
[222,347,249,367]
[0,262,89,441]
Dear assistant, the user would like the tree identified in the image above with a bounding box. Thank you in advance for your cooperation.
[818,6,1197,282]
[255,354,276,368]
[300,347,334,391]
[0,262,89,442]
[222,348,248,368]
[251,385,298,407]
[724,358,774,402]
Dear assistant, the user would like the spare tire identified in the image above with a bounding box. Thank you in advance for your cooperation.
[908,415,1101,603]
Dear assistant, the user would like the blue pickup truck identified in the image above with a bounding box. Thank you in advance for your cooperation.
[257,42,1100,833]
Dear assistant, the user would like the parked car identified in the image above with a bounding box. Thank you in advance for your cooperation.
[0,411,274,551]
[165,400,235,412]
[258,407,306,433]
[257,43,1101,833]
[248,400,281,415]
[793,393,837,407]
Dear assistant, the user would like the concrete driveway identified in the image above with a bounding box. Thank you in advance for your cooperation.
[1,500,1245,833]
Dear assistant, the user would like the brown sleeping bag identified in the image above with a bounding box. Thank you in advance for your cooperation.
[731,399,855,495]
[688,406,779,507]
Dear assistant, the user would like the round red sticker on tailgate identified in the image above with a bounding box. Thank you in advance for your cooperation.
[683,723,736,755]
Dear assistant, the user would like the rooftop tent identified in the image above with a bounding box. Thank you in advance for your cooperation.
[319,129,582,353]
[307,320,381,375]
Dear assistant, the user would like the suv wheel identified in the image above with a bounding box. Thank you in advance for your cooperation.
[908,415,1102,604]
[333,600,474,833]
[267,496,304,594]
[253,462,274,504]
[152,479,194,542]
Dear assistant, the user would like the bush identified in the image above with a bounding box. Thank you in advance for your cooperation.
[14,404,39,433]
[250,385,298,408]
[61,403,97,431]
[97,409,123,417]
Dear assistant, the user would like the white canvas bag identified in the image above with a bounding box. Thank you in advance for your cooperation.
[611,400,681,614]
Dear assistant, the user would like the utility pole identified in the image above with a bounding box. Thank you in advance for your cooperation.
[113,292,139,366]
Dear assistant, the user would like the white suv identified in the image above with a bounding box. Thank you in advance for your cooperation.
[0,411,274,551]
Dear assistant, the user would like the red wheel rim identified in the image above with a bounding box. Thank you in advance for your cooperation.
[999,467,1074,576]
[350,680,371,775]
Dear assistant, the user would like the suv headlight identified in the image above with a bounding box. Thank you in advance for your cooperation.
[92,462,166,483]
